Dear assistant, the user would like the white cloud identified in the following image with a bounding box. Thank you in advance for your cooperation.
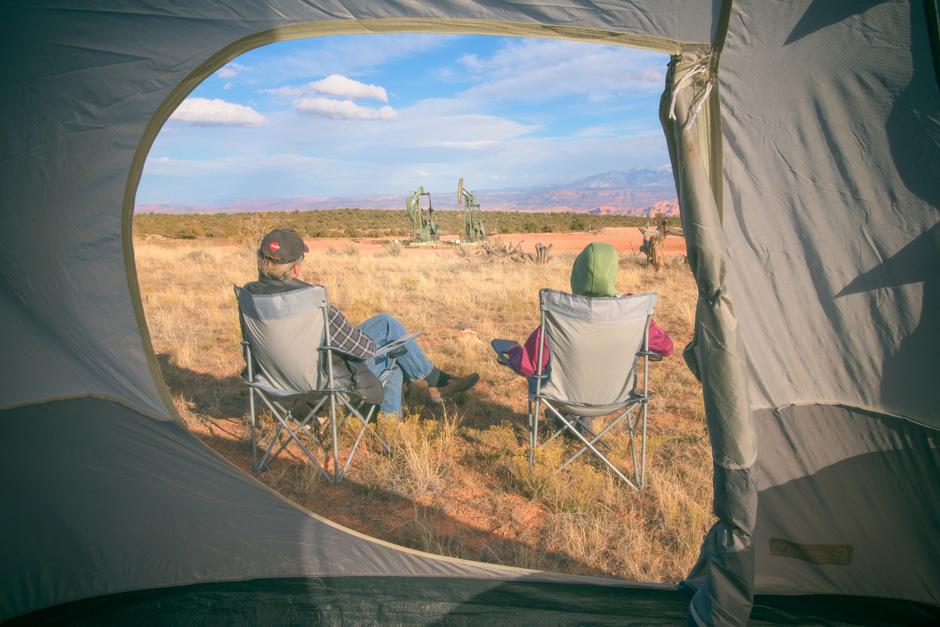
[398,105,539,150]
[262,86,303,97]
[252,34,456,83]
[294,97,396,120]
[453,39,666,104]
[223,82,233,91]
[308,74,388,102]
[171,97,267,127]
[217,62,247,78]
[458,54,482,70]
[143,153,330,177]
[422,139,501,150]
[263,74,390,103]
[137,152,341,203]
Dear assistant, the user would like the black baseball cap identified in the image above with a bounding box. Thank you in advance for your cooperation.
[259,228,308,263]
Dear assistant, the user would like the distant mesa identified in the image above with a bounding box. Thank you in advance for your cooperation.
[568,167,674,190]
[590,199,680,217]
[136,168,678,216]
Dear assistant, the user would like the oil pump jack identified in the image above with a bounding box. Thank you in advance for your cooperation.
[406,185,438,243]
[457,178,486,243]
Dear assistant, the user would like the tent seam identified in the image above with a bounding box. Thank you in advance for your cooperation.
[761,401,940,433]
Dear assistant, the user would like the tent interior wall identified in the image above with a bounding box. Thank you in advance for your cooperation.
[1,1,937,625]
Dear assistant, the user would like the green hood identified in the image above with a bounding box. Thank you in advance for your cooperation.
[570,242,619,297]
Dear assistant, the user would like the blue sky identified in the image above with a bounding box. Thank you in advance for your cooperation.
[138,34,670,206]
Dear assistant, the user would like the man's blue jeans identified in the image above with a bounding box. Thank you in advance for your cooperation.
[357,313,433,417]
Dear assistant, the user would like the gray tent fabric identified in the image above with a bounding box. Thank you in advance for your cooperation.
[660,2,940,626]
[718,2,939,429]
[713,0,939,620]
[1,0,938,624]
[752,404,940,602]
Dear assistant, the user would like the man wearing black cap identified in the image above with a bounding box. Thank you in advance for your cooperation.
[242,228,479,417]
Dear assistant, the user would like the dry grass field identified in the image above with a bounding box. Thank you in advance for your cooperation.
[135,227,712,584]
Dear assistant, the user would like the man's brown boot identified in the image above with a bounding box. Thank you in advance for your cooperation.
[427,373,479,404]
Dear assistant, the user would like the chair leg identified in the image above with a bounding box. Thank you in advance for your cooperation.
[253,392,330,481]
[262,398,328,467]
[353,401,390,452]
[259,392,385,485]
[629,423,640,487]
[329,392,340,484]
[313,354,408,483]
[529,399,542,470]
[257,420,285,472]
[563,410,629,468]
[336,399,378,481]
[545,402,639,490]
[314,397,386,483]
[249,387,258,472]
[623,406,640,486]
[640,399,648,488]
[526,400,532,468]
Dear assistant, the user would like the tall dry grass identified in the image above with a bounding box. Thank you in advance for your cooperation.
[134,233,712,584]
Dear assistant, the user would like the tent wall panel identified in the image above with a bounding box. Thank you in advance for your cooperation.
[719,0,939,427]
[682,2,940,620]
[753,405,940,604]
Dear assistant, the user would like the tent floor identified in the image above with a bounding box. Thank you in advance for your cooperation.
[12,576,940,625]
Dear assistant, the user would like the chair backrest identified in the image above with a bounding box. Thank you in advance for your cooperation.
[234,284,327,394]
[538,289,656,415]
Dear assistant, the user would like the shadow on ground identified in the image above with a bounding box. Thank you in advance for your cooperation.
[155,353,604,578]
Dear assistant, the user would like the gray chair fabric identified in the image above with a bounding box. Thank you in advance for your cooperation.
[235,285,327,396]
[234,284,390,482]
[529,289,658,488]
[538,289,657,417]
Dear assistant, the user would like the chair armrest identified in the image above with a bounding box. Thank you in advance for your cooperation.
[386,346,408,360]
[490,339,520,369]
[373,332,423,359]
[638,350,663,362]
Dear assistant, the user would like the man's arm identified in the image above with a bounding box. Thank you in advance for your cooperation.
[327,305,376,359]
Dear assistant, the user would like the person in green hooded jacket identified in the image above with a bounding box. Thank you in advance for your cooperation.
[502,242,673,377]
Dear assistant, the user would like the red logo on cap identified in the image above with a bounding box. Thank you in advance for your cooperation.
[269,241,280,252]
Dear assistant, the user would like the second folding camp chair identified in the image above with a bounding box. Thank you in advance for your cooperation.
[234,284,418,483]
[528,288,660,490]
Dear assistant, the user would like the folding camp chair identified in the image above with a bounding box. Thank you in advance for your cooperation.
[528,289,660,490]
[234,284,418,483]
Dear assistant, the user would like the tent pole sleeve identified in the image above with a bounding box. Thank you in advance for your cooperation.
[660,43,758,626]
